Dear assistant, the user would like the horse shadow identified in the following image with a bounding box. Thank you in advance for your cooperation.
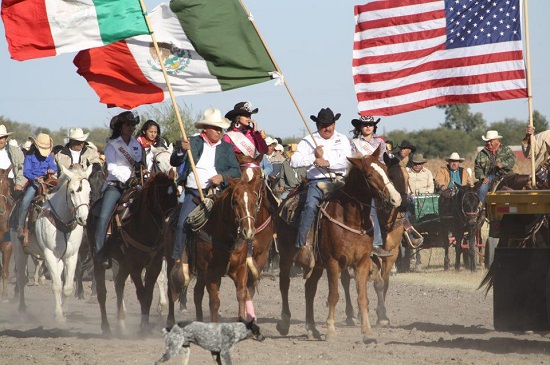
[0,326,103,340]
[397,321,492,335]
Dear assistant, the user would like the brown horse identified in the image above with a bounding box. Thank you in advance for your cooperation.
[87,172,177,335]
[276,147,402,343]
[0,168,13,302]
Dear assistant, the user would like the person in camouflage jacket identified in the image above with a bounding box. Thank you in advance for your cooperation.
[475,130,515,204]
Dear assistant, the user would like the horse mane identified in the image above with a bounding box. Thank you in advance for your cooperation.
[128,172,171,215]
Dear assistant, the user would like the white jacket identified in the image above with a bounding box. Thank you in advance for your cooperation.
[105,137,142,183]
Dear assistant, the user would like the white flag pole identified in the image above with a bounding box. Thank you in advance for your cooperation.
[523,0,535,186]
[138,0,205,201]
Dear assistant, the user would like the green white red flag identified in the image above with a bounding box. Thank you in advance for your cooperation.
[1,0,149,61]
[73,0,278,109]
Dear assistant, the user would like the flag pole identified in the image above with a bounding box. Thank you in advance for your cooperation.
[523,0,535,186]
[138,0,205,201]
[237,0,319,147]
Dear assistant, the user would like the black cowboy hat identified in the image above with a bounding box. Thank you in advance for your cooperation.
[224,101,259,119]
[351,115,381,129]
[398,139,417,153]
[110,111,140,130]
[310,107,340,124]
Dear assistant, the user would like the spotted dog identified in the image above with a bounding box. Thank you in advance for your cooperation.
[154,318,265,365]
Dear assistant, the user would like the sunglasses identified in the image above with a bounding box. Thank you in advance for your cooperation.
[363,123,376,127]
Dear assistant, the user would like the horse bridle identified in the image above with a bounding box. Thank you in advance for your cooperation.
[460,191,481,224]
[151,149,171,175]
[360,156,395,211]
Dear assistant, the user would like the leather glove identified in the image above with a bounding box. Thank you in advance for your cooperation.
[126,176,140,188]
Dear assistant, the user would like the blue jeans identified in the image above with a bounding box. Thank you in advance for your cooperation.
[296,179,328,248]
[17,182,39,228]
[370,199,383,247]
[94,185,122,255]
[172,188,200,260]
[477,174,494,205]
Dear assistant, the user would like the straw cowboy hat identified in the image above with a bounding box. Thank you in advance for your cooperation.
[482,130,503,141]
[29,133,53,157]
[224,101,259,119]
[446,152,465,162]
[194,108,231,129]
[351,115,381,129]
[109,111,140,130]
[310,107,341,124]
[264,136,276,146]
[411,153,427,164]
[67,128,90,142]
[0,125,13,138]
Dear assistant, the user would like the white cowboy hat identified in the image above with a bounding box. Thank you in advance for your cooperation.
[8,139,18,147]
[67,128,90,142]
[21,140,32,151]
[194,108,230,130]
[446,152,465,162]
[264,136,276,146]
[482,130,503,141]
[0,125,13,138]
[274,144,284,152]
[29,133,53,157]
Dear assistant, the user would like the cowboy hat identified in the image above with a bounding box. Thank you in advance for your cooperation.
[29,133,53,157]
[224,101,259,119]
[109,111,140,130]
[264,136,276,146]
[398,140,417,153]
[446,152,465,162]
[482,130,503,141]
[0,125,13,138]
[274,144,284,152]
[21,140,32,151]
[310,107,340,124]
[67,128,90,142]
[411,153,427,164]
[351,115,381,129]
[194,108,231,130]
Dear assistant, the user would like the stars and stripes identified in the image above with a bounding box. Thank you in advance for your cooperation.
[353,0,528,116]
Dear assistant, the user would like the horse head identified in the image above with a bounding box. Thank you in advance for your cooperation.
[140,172,178,219]
[60,165,93,226]
[455,182,481,227]
[151,145,177,181]
[227,175,261,241]
[347,146,402,208]
[383,152,408,210]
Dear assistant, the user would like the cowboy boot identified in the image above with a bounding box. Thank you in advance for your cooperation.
[293,245,315,279]
[371,246,394,258]
[17,227,29,247]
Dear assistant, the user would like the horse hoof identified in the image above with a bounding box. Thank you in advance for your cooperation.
[363,335,377,345]
[377,319,390,328]
[308,328,322,340]
[276,321,289,336]
[345,317,356,326]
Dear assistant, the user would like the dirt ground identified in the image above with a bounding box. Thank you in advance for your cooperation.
[0,250,549,365]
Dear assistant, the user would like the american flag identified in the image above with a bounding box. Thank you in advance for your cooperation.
[353,0,528,116]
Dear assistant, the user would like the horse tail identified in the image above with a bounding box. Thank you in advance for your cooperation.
[478,262,496,296]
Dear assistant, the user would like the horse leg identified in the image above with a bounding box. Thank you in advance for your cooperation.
[42,248,66,322]
[340,268,356,326]
[324,261,340,341]
[355,259,375,344]
[156,259,168,315]
[275,245,294,336]
[114,262,130,334]
[468,228,477,272]
[304,266,323,340]
[454,232,463,271]
[2,241,12,302]
[62,250,79,311]
[372,262,389,327]
[414,251,422,272]
[139,256,164,333]
[12,230,28,312]
[166,258,176,327]
[206,273,222,322]
[232,264,249,322]
[194,274,206,322]
[179,286,188,312]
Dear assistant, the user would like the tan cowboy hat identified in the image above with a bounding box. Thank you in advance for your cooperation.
[29,133,53,157]
[194,108,230,130]
[482,130,503,141]
[0,125,13,138]
[446,152,465,162]
[264,136,276,145]
[411,153,427,164]
[67,128,90,142]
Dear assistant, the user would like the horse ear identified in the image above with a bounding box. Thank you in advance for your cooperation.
[168,168,176,181]
[61,165,73,179]
[347,156,363,169]
[85,164,93,178]
[373,145,381,158]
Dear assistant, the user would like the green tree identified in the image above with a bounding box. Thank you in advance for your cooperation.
[532,110,548,132]
[437,104,486,133]
[487,118,524,146]
[140,102,200,145]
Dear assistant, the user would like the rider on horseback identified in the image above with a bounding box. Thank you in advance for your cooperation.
[93,111,143,268]
[16,133,57,244]
[0,125,26,201]
[54,128,102,171]
[291,108,352,271]
[170,108,241,286]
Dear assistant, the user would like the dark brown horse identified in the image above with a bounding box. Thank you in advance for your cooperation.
[0,168,13,302]
[87,172,177,335]
[276,147,402,343]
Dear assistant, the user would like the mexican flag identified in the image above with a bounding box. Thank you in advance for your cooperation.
[1,0,149,61]
[73,0,277,109]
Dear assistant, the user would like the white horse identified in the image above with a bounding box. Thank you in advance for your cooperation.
[13,165,92,321]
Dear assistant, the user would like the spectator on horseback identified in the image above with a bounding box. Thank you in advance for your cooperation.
[16,133,57,243]
[385,140,395,158]
[136,119,169,172]
[396,140,416,168]
[54,128,102,172]
[265,136,285,191]
[94,111,142,268]
[350,115,393,258]
[434,152,474,192]
[406,154,434,195]
[169,108,241,286]
[291,107,352,271]
[522,125,550,169]
[277,144,306,199]
[0,125,26,201]
[475,130,515,205]
[222,101,272,176]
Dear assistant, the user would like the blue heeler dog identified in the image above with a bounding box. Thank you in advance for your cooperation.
[154,318,265,365]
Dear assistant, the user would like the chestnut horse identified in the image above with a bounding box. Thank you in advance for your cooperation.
[276,147,402,343]
[87,172,177,335]
[0,168,13,302]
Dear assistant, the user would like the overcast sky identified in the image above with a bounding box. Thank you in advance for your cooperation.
[1,0,548,141]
